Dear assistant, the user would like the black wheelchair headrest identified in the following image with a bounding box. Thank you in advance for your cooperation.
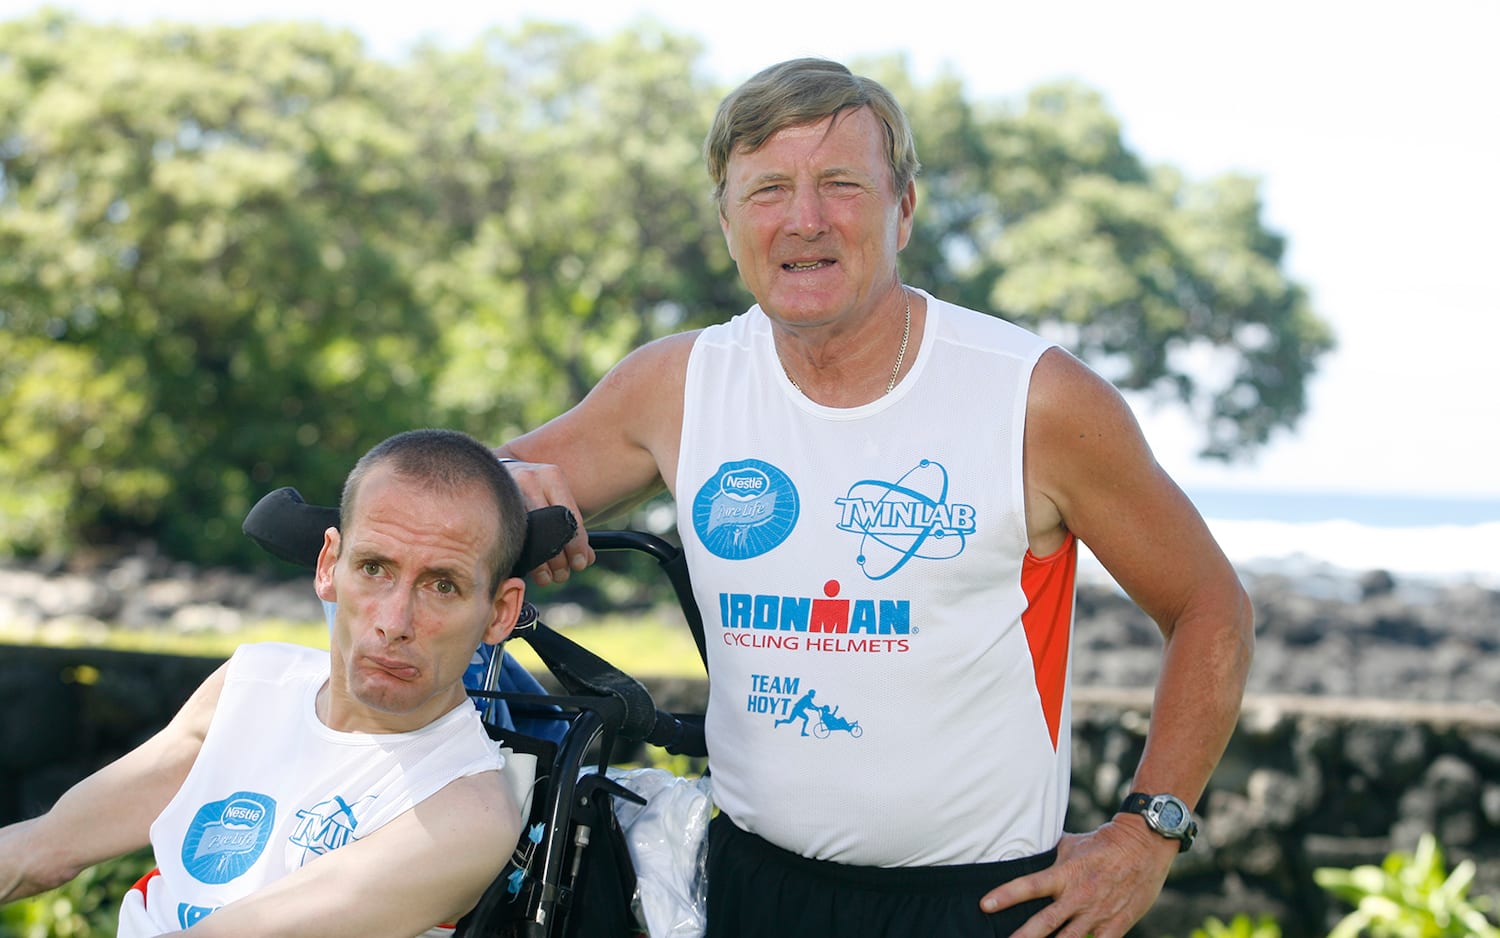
[242,485,577,577]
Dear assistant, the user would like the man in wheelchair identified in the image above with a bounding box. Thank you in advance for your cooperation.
[0,429,527,937]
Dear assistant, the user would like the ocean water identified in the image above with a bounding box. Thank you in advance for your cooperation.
[1081,488,1500,588]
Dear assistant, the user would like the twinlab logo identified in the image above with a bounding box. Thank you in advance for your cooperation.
[834,460,976,579]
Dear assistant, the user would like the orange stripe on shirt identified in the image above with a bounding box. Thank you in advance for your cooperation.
[1020,533,1078,750]
[130,867,161,899]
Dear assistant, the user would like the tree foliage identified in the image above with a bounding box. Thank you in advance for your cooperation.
[882,66,1334,459]
[406,20,738,440]
[0,12,1332,565]
[0,12,448,561]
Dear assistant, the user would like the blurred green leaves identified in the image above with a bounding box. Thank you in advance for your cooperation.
[1317,833,1500,938]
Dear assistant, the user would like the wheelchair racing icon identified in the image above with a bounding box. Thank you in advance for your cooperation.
[812,704,863,739]
[774,689,863,739]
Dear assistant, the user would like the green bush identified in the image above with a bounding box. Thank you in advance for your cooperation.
[1188,914,1283,938]
[1170,834,1500,938]
[1315,833,1500,938]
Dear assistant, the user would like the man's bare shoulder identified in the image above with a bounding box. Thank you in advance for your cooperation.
[1023,347,1158,549]
[596,330,700,393]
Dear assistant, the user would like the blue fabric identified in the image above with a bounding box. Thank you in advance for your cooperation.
[465,641,567,743]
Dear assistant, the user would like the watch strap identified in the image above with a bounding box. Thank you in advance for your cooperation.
[1119,792,1152,815]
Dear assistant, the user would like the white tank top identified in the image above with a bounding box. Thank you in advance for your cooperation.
[676,292,1076,866]
[117,642,503,936]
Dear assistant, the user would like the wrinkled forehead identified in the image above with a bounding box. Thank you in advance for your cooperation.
[344,468,500,558]
[725,109,893,189]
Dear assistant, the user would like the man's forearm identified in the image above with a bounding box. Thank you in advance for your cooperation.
[0,817,72,903]
[1131,595,1255,806]
[0,706,206,906]
[0,758,162,905]
[0,807,136,904]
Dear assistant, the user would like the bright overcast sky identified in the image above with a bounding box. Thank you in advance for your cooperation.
[8,0,1499,499]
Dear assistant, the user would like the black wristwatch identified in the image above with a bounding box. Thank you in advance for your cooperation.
[1119,792,1197,852]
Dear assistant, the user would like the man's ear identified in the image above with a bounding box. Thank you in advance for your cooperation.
[896,178,917,251]
[313,528,341,603]
[482,577,527,646]
[719,209,738,262]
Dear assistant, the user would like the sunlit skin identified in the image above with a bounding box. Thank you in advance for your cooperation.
[719,106,917,391]
[313,464,524,734]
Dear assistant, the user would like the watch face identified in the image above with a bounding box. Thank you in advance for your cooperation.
[1157,800,1185,830]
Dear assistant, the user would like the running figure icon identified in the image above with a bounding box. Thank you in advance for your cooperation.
[773,689,820,737]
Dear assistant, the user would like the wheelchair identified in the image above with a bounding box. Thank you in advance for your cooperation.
[242,486,710,938]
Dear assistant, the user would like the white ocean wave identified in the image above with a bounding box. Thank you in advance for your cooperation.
[1206,517,1499,585]
[1079,518,1499,591]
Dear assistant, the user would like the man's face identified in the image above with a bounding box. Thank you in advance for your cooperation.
[314,464,523,732]
[719,106,915,330]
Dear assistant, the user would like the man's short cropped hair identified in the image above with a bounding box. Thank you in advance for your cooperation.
[704,57,921,209]
[339,429,527,595]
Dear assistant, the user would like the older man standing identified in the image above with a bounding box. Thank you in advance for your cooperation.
[498,58,1254,938]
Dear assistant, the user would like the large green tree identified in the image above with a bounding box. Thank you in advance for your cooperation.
[881,63,1333,459]
[0,12,451,561]
[407,20,739,441]
[0,15,1331,565]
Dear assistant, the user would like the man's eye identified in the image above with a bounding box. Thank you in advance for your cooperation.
[360,561,382,576]
[434,580,456,595]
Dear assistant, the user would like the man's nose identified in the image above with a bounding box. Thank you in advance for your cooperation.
[784,186,828,239]
[374,591,416,643]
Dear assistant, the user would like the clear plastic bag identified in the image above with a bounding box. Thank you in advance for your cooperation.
[606,767,713,938]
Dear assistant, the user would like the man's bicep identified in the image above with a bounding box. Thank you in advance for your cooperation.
[1025,350,1237,630]
[503,331,692,519]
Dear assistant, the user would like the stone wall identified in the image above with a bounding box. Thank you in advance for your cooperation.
[1071,690,1500,936]
[4,644,1496,937]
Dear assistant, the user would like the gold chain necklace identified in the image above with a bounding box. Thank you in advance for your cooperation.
[784,287,911,395]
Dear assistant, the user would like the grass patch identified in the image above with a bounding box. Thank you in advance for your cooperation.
[506,612,706,680]
[0,620,329,659]
[0,610,706,679]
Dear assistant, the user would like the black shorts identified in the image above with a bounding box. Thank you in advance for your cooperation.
[705,814,1055,938]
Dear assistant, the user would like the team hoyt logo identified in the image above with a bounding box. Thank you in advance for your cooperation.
[752,677,864,740]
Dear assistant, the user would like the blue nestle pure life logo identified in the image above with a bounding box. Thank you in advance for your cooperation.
[692,459,799,560]
[182,791,276,884]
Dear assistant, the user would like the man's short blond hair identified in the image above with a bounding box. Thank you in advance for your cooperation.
[704,58,921,209]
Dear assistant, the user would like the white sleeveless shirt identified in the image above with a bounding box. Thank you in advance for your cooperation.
[118,642,503,936]
[676,292,1077,867]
